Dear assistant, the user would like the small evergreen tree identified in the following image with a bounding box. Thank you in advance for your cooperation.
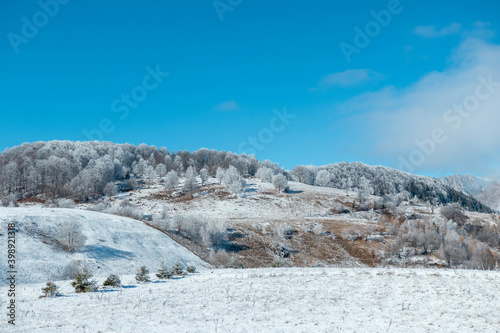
[170,261,186,277]
[186,265,196,274]
[135,266,150,282]
[156,261,172,279]
[103,274,122,288]
[71,267,98,293]
[41,281,60,297]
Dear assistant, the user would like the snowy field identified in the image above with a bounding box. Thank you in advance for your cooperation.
[2,267,499,332]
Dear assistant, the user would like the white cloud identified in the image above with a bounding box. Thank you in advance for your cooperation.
[309,69,383,91]
[213,100,239,111]
[340,38,500,176]
[413,23,462,38]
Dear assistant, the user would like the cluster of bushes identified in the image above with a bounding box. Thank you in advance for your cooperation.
[42,261,197,298]
[382,204,499,269]
[88,199,143,220]
[152,213,228,248]
[136,261,196,282]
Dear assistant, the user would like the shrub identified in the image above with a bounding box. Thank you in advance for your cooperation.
[156,261,172,279]
[71,267,98,293]
[104,182,117,197]
[103,274,121,288]
[209,249,234,268]
[55,198,76,208]
[275,223,294,239]
[272,258,284,267]
[312,223,324,235]
[174,215,228,248]
[186,265,196,274]
[41,282,60,297]
[135,266,150,282]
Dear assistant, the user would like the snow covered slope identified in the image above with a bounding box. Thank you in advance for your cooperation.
[2,267,499,332]
[0,207,208,285]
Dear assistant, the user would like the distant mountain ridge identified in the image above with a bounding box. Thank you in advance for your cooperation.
[292,162,493,213]
[440,174,500,212]
[440,174,489,196]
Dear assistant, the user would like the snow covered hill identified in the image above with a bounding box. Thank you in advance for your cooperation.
[0,207,208,285]
[2,267,499,332]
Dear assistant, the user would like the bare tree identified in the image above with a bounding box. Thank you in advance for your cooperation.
[55,221,86,252]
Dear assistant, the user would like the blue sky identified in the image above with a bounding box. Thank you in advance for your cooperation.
[1,0,500,177]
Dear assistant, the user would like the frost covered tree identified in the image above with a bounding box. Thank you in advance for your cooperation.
[272,174,288,192]
[216,167,225,185]
[200,168,209,185]
[144,165,157,183]
[104,182,117,197]
[357,176,374,204]
[315,170,331,187]
[55,221,86,252]
[155,163,167,179]
[222,166,246,195]
[184,166,198,196]
[256,167,273,183]
[164,171,179,194]
[292,165,314,185]
[441,203,468,226]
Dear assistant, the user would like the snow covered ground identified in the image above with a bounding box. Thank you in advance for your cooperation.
[121,177,367,222]
[2,267,499,332]
[0,207,208,285]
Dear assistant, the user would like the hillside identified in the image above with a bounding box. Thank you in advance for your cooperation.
[10,174,500,272]
[0,141,491,213]
[0,207,208,285]
[1,141,499,276]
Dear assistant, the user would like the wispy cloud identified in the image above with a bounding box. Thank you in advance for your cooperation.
[309,69,383,91]
[213,100,239,111]
[339,37,500,175]
[413,23,462,38]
